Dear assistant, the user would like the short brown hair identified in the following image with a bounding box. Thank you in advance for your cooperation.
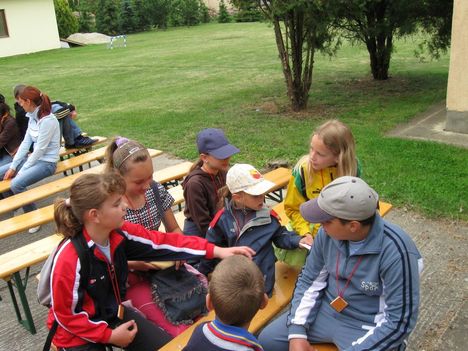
[209,255,265,327]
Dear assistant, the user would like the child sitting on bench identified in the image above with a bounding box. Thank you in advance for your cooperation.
[198,164,312,296]
[183,255,268,351]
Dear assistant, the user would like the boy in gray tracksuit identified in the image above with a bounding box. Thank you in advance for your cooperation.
[259,176,423,351]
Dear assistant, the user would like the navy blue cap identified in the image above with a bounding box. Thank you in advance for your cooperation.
[196,128,239,159]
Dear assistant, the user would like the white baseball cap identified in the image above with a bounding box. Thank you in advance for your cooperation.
[226,164,275,196]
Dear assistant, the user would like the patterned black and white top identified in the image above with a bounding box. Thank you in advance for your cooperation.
[124,182,174,231]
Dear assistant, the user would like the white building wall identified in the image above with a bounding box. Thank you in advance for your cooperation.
[0,0,60,58]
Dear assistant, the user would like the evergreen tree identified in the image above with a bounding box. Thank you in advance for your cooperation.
[120,0,136,33]
[96,0,120,35]
[218,0,231,23]
[54,0,79,38]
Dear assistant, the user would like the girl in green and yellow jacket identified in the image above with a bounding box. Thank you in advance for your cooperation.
[276,119,361,266]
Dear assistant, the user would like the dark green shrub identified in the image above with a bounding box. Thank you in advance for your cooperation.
[199,0,211,23]
[54,0,79,38]
[96,0,120,35]
[120,0,137,33]
[169,0,201,27]
[234,2,262,22]
[218,0,231,23]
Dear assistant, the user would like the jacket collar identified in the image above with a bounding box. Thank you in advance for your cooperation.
[207,319,263,351]
[82,227,126,262]
[226,199,271,237]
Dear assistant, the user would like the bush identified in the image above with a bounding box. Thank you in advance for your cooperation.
[78,10,95,33]
[199,0,211,23]
[218,0,231,23]
[234,2,263,22]
[96,0,120,35]
[54,0,79,38]
[144,0,171,29]
[169,0,201,27]
[120,0,137,33]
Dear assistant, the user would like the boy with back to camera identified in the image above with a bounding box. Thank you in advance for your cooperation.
[183,255,268,351]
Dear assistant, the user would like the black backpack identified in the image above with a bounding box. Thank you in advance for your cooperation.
[40,233,91,351]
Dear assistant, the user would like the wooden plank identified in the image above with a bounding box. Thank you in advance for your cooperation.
[59,136,107,158]
[0,205,54,239]
[263,167,292,192]
[272,201,393,223]
[168,185,184,206]
[153,161,193,185]
[0,146,108,193]
[0,149,162,215]
[0,234,62,280]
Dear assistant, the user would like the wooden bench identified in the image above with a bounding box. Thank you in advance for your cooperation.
[0,149,163,216]
[0,146,109,193]
[0,161,186,239]
[0,234,63,334]
[58,136,107,160]
[264,167,291,202]
[154,161,192,187]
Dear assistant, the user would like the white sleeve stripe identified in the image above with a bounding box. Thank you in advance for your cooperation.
[123,230,207,256]
[290,267,328,325]
[288,334,308,340]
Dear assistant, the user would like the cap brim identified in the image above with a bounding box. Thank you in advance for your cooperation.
[209,144,240,159]
[300,199,335,223]
[244,180,275,196]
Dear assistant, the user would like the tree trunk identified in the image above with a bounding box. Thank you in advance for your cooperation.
[271,10,314,111]
[365,1,393,80]
[366,34,392,80]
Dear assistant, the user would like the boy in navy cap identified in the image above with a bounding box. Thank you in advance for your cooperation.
[259,176,423,351]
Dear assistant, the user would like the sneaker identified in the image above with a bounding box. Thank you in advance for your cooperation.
[65,143,76,149]
[74,135,98,148]
[28,225,41,234]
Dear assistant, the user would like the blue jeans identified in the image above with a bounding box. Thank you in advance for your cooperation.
[0,153,13,168]
[0,159,57,213]
[59,117,82,145]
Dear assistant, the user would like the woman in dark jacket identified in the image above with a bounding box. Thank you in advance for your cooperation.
[0,102,22,167]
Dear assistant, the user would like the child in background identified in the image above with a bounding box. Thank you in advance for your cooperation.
[277,119,360,266]
[183,255,268,351]
[198,164,312,297]
[48,172,255,351]
[182,128,239,237]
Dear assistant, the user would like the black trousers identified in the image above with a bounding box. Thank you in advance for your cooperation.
[59,307,172,351]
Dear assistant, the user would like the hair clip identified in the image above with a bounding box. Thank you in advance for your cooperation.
[116,136,129,147]
[65,198,71,207]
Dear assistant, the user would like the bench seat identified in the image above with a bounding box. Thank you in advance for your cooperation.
[0,146,109,193]
[58,136,107,158]
[0,149,162,216]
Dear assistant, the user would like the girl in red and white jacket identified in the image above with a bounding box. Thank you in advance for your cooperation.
[48,172,254,351]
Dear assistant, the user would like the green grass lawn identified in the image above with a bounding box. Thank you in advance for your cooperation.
[0,22,466,220]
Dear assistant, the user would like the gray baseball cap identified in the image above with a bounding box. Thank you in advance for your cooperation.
[300,176,379,222]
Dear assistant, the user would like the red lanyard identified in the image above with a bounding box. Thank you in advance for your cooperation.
[335,252,363,298]
[106,262,122,305]
[126,194,154,230]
